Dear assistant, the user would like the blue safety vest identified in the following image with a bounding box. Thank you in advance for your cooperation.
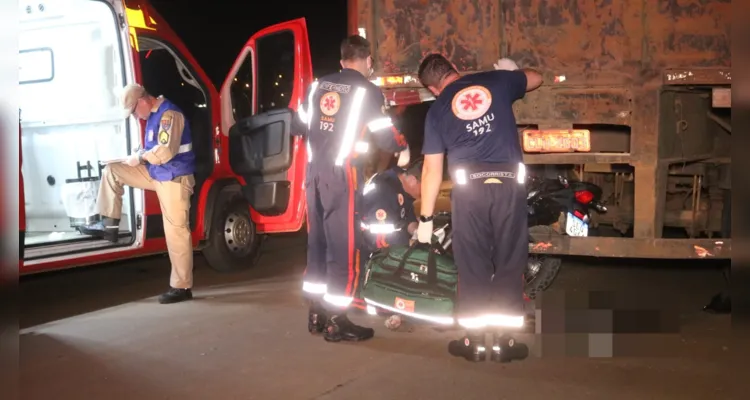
[144,99,195,181]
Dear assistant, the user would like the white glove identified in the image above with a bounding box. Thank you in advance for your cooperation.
[122,152,142,167]
[494,58,519,71]
[416,220,433,244]
[396,146,410,167]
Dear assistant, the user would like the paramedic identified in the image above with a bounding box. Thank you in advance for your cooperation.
[80,84,196,305]
[415,54,543,362]
[361,159,423,254]
[296,35,410,342]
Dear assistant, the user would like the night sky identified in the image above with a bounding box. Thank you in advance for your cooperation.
[149,0,349,87]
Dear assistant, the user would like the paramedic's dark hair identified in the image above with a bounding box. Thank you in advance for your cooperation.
[341,35,371,61]
[402,159,424,180]
[418,53,457,88]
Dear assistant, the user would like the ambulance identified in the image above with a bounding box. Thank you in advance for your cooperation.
[20,0,313,273]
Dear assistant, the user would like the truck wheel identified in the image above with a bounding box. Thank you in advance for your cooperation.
[202,195,263,273]
[524,255,562,300]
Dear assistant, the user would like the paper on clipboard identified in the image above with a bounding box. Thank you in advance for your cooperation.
[99,157,127,165]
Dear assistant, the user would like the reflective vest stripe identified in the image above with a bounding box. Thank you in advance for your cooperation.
[335,86,367,166]
[178,143,192,154]
[354,141,369,153]
[298,81,319,127]
[366,117,393,132]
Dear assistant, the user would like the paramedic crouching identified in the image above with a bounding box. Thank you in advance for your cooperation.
[81,84,196,305]
[361,160,423,254]
[415,54,543,362]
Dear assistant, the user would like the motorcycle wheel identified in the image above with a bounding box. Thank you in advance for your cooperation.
[524,255,562,300]
[438,235,561,299]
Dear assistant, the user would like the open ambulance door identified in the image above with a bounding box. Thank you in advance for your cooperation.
[20,0,143,271]
[219,18,313,233]
[20,121,26,265]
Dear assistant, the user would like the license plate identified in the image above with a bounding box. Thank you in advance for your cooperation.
[522,129,591,153]
[565,212,589,237]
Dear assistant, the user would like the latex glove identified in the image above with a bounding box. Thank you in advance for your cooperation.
[494,58,519,71]
[396,146,410,167]
[416,220,433,244]
[122,152,142,167]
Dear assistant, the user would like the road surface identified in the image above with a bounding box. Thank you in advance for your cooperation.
[21,233,739,399]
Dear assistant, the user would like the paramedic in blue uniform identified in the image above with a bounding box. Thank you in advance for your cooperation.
[415,54,543,362]
[296,35,411,342]
[361,160,423,253]
[80,84,196,305]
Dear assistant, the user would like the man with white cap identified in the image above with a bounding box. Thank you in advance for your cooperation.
[80,84,196,304]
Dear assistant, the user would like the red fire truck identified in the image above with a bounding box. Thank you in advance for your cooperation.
[20,0,313,274]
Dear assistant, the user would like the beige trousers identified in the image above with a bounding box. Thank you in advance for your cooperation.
[98,163,195,289]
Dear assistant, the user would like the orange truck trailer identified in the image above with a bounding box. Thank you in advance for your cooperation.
[350,0,731,259]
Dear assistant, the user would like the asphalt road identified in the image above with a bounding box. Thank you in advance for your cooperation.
[20,233,740,400]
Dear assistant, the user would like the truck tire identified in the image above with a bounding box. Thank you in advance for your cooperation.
[202,194,263,273]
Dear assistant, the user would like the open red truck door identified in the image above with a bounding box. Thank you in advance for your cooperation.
[219,18,313,233]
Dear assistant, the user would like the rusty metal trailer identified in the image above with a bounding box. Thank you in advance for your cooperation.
[349,0,731,259]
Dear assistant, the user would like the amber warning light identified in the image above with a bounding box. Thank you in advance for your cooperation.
[522,129,591,153]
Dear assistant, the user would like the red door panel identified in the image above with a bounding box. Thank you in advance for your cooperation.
[221,18,313,234]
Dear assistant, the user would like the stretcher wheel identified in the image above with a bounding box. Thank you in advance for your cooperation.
[202,194,262,272]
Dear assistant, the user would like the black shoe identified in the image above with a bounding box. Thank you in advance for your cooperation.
[158,288,193,304]
[703,291,731,314]
[490,333,529,363]
[308,302,327,334]
[448,332,487,362]
[79,217,120,243]
[323,314,375,343]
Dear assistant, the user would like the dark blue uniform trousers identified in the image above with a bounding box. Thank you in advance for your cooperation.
[450,163,528,325]
[304,163,365,311]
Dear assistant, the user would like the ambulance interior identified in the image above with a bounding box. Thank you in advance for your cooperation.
[136,37,214,232]
[20,0,212,259]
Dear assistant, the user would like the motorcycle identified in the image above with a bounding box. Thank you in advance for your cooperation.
[526,175,608,238]
[431,175,607,299]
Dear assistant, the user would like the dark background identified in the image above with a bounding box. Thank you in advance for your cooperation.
[149,0,349,87]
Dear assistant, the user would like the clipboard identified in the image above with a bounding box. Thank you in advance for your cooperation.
[99,157,127,165]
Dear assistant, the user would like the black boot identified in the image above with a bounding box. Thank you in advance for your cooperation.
[158,288,193,304]
[308,302,327,334]
[79,217,120,243]
[323,313,375,343]
[448,332,487,362]
[490,333,529,363]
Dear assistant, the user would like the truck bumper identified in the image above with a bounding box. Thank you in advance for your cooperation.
[529,234,729,259]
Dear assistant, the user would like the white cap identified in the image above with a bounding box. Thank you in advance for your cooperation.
[120,84,147,117]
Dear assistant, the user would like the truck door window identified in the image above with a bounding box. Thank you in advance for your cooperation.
[256,31,295,113]
[230,53,253,121]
